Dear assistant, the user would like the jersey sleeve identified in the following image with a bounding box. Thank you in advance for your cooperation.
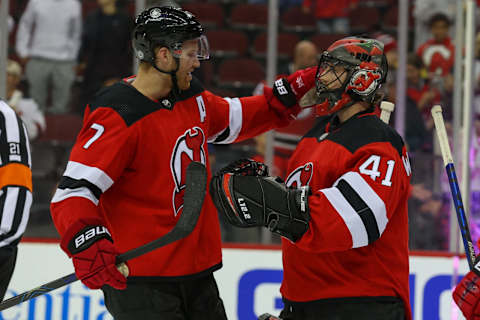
[203,91,294,144]
[0,103,33,247]
[50,107,137,236]
[296,143,411,253]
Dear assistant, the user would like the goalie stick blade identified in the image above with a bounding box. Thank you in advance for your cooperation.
[0,162,207,311]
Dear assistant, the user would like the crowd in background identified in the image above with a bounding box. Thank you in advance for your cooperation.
[4,0,480,251]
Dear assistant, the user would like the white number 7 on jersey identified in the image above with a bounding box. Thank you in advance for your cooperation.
[358,155,395,187]
[83,123,104,149]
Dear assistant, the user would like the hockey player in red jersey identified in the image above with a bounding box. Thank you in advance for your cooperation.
[49,6,317,320]
[211,37,412,320]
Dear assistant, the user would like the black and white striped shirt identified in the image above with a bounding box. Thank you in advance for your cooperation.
[0,100,32,248]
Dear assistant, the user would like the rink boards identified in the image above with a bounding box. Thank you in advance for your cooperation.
[0,241,470,320]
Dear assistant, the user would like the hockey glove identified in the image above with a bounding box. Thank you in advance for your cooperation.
[211,164,310,242]
[217,158,269,177]
[61,222,128,290]
[264,67,317,122]
[453,257,480,319]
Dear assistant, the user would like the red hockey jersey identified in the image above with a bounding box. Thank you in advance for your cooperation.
[282,110,412,319]
[416,37,454,76]
[50,77,293,279]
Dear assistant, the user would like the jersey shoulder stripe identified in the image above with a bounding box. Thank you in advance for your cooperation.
[88,77,205,127]
[305,114,404,157]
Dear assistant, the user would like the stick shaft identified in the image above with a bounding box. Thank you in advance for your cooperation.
[431,105,476,269]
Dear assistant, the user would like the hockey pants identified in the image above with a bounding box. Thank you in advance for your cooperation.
[0,246,17,301]
[102,273,228,320]
[279,296,406,320]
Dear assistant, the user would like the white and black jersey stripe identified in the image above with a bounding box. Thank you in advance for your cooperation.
[321,171,388,248]
[208,98,243,144]
[0,100,32,247]
[52,161,114,206]
[0,100,31,167]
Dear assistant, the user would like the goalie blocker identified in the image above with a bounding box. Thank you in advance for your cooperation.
[210,159,310,242]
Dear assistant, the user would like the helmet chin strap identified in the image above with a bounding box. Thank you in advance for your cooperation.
[150,56,182,99]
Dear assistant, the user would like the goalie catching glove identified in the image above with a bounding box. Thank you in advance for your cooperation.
[210,159,310,242]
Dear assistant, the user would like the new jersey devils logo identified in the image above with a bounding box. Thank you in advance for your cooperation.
[171,127,207,215]
[285,162,314,188]
[348,70,381,96]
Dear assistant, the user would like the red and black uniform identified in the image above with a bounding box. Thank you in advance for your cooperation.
[50,77,294,318]
[416,37,454,76]
[281,109,412,320]
[253,81,316,179]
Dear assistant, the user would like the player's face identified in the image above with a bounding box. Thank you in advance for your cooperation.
[176,40,201,90]
[318,64,348,90]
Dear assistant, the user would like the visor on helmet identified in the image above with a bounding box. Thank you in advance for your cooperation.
[171,35,210,61]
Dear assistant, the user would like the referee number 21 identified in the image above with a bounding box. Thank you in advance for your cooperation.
[83,123,105,149]
[359,154,411,187]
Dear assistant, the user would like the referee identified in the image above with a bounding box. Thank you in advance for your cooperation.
[0,99,32,301]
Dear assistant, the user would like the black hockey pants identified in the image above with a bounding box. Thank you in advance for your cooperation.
[0,246,17,302]
[102,273,228,320]
[279,296,406,320]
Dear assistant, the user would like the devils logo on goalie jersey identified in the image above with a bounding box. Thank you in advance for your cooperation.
[285,162,313,188]
[170,126,207,215]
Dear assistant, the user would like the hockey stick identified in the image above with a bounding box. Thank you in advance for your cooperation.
[431,105,476,270]
[0,161,207,311]
[379,101,395,124]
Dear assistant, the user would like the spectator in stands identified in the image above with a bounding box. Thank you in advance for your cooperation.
[253,40,318,179]
[6,60,46,141]
[77,0,133,109]
[416,13,454,84]
[302,0,358,34]
[15,0,82,114]
[416,13,454,121]
[407,54,441,120]
[413,0,455,50]
[382,55,428,153]
[278,40,318,76]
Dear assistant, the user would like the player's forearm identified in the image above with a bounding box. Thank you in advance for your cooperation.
[50,193,105,237]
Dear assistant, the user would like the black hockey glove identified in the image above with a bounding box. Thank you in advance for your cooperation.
[217,158,269,177]
[210,161,310,242]
[271,67,317,108]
